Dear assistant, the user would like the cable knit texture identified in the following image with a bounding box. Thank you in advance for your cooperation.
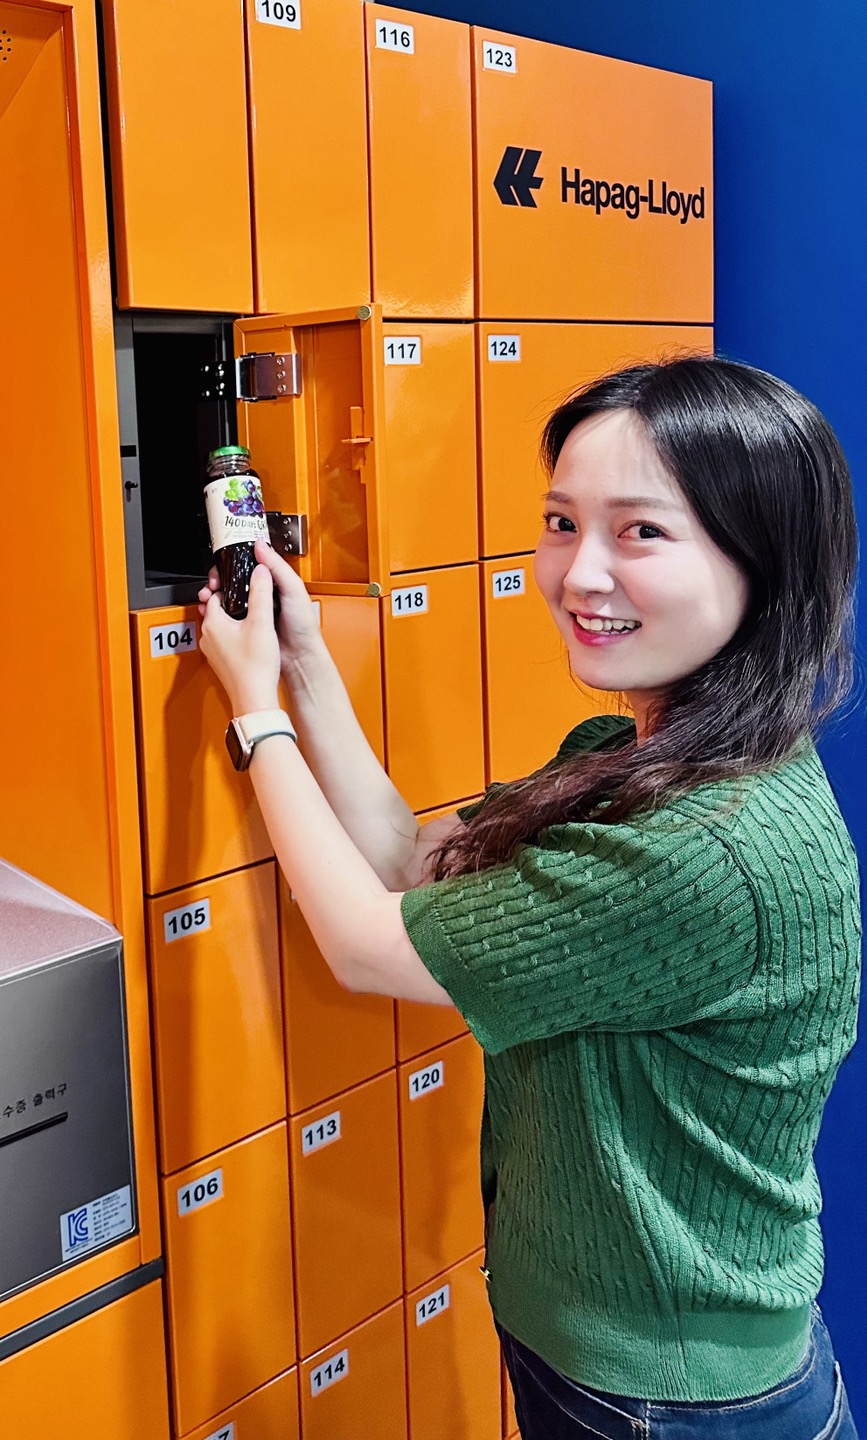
[400,715,862,1401]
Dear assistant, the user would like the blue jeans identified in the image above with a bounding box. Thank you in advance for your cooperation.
[498,1307,858,1439]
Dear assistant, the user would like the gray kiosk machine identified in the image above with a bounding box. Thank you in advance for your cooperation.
[0,859,136,1305]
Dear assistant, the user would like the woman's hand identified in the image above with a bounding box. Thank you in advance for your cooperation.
[199,560,281,716]
[199,539,325,684]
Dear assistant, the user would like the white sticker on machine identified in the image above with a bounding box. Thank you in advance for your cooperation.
[60,1185,134,1262]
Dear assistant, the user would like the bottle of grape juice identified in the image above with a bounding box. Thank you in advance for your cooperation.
[204,446,270,620]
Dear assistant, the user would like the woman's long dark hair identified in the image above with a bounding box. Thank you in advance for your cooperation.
[432,355,858,880]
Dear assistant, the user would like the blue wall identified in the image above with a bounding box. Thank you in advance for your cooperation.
[404,0,867,1418]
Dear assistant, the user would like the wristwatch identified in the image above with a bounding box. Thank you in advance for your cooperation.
[225,709,297,771]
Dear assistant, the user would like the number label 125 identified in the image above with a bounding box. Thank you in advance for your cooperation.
[492,569,526,598]
[409,1060,444,1099]
[177,1168,223,1216]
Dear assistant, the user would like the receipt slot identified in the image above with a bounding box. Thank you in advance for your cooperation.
[0,861,135,1304]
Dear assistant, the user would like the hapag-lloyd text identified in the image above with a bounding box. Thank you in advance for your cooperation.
[561,169,706,224]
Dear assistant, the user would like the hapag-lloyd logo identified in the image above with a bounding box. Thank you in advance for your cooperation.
[494,146,706,224]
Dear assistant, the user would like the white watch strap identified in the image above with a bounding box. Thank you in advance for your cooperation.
[236,709,297,745]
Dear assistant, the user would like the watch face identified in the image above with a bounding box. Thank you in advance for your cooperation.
[225,721,248,771]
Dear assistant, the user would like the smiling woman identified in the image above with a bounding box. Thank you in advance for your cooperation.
[199,355,861,1438]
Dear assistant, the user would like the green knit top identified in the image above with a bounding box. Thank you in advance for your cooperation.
[400,715,862,1402]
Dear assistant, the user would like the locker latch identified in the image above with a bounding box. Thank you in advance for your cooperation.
[236,352,302,402]
[266,511,309,558]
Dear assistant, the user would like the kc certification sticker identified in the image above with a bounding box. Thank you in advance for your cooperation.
[60,1185,133,1262]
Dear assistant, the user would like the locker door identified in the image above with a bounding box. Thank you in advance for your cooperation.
[162,1124,296,1435]
[298,1302,407,1440]
[382,322,478,572]
[367,6,473,317]
[480,558,619,785]
[406,1251,501,1440]
[131,606,273,895]
[472,28,713,322]
[289,1073,403,1357]
[477,322,715,560]
[281,881,395,1115]
[246,0,369,314]
[0,1282,170,1440]
[148,863,285,1175]
[399,1034,486,1291]
[102,0,252,312]
[382,566,485,812]
[181,1369,299,1440]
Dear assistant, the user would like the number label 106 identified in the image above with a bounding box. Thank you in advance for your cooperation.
[177,1168,223,1216]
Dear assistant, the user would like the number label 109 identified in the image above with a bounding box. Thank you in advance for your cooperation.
[391,585,428,617]
[149,622,197,658]
[163,898,211,944]
[416,1283,450,1326]
[302,1109,341,1156]
[408,1060,444,1099]
[482,42,516,72]
[310,1348,349,1395]
[255,0,300,28]
[177,1168,223,1216]
[376,21,414,52]
[492,569,526,598]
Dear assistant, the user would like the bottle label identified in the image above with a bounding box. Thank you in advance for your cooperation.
[205,476,270,552]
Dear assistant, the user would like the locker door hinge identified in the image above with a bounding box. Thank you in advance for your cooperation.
[235,352,302,402]
[266,511,309,558]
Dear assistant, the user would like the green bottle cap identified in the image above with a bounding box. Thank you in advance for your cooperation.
[208,445,250,460]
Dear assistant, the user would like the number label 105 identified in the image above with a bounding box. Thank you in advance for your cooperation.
[177,1168,223,1216]
[163,898,211,944]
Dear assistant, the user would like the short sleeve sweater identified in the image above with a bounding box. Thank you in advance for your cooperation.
[400,715,862,1403]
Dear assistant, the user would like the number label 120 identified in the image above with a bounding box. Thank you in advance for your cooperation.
[409,1060,444,1099]
[163,898,211,944]
[177,1168,223,1216]
[149,622,197,658]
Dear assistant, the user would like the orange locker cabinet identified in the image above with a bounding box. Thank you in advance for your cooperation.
[299,1301,407,1440]
[367,7,474,317]
[246,0,369,314]
[289,1072,402,1358]
[472,29,713,322]
[236,304,478,588]
[102,0,253,312]
[131,606,273,896]
[477,322,714,560]
[148,862,285,1175]
[281,880,395,1115]
[399,1033,486,1291]
[381,565,485,812]
[406,1251,501,1440]
[481,557,618,784]
[382,322,478,572]
[182,1369,299,1440]
[503,1358,519,1438]
[0,1282,170,1440]
[162,1124,296,1436]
